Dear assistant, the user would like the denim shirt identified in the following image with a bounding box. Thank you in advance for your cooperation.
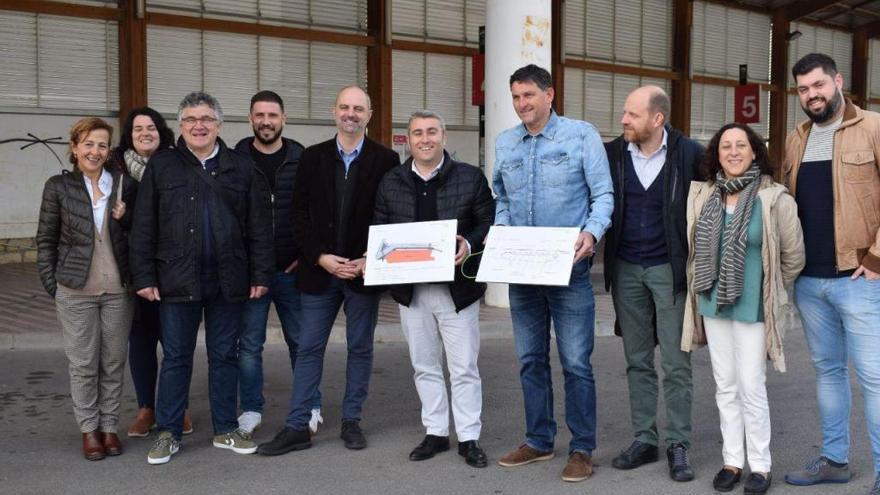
[493,112,614,242]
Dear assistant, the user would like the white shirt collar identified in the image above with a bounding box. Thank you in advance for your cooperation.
[411,155,445,182]
[627,128,668,159]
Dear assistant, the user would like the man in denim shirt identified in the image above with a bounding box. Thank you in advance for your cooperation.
[493,64,613,483]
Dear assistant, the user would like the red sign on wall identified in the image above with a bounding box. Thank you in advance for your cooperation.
[734,84,760,124]
[472,54,485,106]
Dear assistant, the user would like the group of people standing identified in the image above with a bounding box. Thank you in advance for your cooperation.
[34,51,879,495]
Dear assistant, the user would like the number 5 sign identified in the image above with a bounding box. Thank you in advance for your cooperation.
[735,84,760,124]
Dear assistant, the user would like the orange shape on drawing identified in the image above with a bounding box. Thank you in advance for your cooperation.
[384,249,436,263]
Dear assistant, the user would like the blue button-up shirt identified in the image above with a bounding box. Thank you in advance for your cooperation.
[337,136,365,174]
[492,112,613,242]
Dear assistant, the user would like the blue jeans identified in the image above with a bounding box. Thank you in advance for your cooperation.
[795,275,880,472]
[285,277,379,430]
[156,275,243,439]
[508,259,597,454]
[239,271,321,414]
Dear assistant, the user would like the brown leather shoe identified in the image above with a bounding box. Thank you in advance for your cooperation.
[127,407,155,438]
[561,452,593,482]
[82,431,106,461]
[182,409,193,435]
[498,444,554,467]
[101,432,123,456]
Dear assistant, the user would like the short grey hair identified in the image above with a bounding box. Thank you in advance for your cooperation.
[407,110,446,133]
[178,91,224,124]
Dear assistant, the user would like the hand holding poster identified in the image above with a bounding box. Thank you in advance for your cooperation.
[364,220,458,286]
[476,226,580,286]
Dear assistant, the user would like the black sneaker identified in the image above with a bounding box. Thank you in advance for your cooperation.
[612,440,659,470]
[458,440,488,468]
[408,434,449,461]
[257,426,311,456]
[666,443,695,482]
[341,420,367,450]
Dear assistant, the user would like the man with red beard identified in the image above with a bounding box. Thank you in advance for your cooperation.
[258,86,400,456]
[603,86,703,482]
[234,91,323,436]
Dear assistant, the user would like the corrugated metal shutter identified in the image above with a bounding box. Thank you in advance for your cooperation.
[311,0,367,31]
[642,0,671,68]
[392,50,425,123]
[787,93,803,132]
[204,32,258,118]
[613,1,641,64]
[585,70,614,137]
[147,26,204,114]
[564,0,586,58]
[392,0,426,37]
[427,0,465,41]
[788,22,852,91]
[692,1,770,81]
[586,0,614,61]
[465,0,485,44]
[310,42,367,119]
[38,15,118,110]
[870,103,880,113]
[871,40,880,98]
[426,53,465,124]
[258,37,310,118]
[257,0,310,24]
[464,57,479,126]
[0,11,38,107]
[146,0,367,32]
[564,67,585,121]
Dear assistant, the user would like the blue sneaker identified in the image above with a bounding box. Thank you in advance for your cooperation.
[784,456,850,486]
[870,472,880,495]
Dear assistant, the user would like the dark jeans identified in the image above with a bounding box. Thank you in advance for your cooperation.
[156,275,243,439]
[508,259,597,454]
[285,277,379,430]
[128,298,161,408]
[239,270,321,414]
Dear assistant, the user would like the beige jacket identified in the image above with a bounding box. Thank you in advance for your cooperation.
[783,99,880,273]
[681,176,805,372]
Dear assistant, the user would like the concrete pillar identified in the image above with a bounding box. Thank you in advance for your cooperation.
[484,0,552,307]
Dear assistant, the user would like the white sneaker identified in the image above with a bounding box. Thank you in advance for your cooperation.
[309,408,324,434]
[237,411,262,434]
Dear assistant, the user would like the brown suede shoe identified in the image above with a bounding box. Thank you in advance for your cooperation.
[82,431,106,461]
[101,432,123,456]
[561,452,593,482]
[182,409,193,435]
[128,407,155,437]
[498,444,554,467]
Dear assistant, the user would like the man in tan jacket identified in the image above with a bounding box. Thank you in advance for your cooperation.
[781,53,880,495]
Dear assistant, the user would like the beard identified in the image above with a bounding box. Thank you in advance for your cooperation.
[801,89,843,124]
[623,125,648,145]
[253,124,283,145]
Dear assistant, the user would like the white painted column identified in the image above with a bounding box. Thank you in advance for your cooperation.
[483,0,553,307]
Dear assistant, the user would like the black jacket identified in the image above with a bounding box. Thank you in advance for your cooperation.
[130,137,274,303]
[235,136,306,271]
[603,125,704,294]
[36,168,137,297]
[293,136,400,294]
[373,152,495,312]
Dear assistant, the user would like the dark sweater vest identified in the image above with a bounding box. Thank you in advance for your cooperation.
[413,171,439,222]
[618,151,668,267]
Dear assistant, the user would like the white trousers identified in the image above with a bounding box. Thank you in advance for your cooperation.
[399,284,482,441]
[704,316,772,472]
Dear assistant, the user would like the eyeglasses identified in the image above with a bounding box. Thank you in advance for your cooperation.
[180,116,219,127]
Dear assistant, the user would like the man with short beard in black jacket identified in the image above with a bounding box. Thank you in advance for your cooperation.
[373,110,494,468]
[603,86,703,482]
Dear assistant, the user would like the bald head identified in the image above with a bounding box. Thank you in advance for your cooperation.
[621,85,669,146]
[333,85,372,137]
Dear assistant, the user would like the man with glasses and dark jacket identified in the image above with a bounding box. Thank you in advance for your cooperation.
[131,91,273,465]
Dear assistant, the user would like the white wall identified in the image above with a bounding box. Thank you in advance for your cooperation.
[0,113,119,238]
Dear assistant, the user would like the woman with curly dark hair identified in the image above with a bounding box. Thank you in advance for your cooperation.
[681,123,805,494]
[107,108,192,438]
